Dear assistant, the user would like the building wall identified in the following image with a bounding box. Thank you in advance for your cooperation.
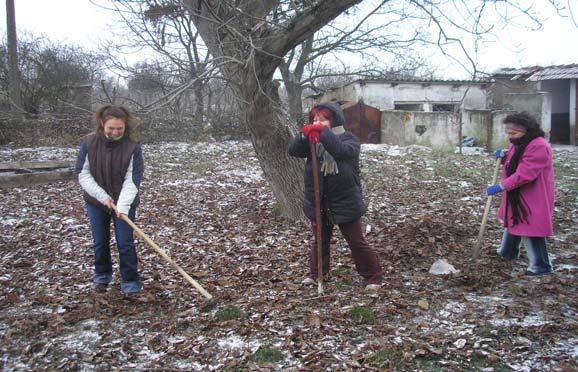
[322,84,359,104]
[462,110,492,146]
[321,81,487,111]
[380,109,511,151]
[503,92,551,134]
[489,111,515,150]
[487,78,537,109]
[538,80,570,113]
[380,111,459,150]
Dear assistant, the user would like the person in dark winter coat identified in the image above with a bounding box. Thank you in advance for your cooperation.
[75,105,145,294]
[288,102,383,289]
[487,112,554,276]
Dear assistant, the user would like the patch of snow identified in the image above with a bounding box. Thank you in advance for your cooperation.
[223,169,263,181]
[490,314,550,328]
[0,217,23,226]
[362,143,432,156]
[218,334,245,350]
[438,301,466,318]
[455,146,487,156]
[465,294,513,306]
[552,145,577,152]
[556,264,577,272]
[55,326,100,352]
[217,334,261,353]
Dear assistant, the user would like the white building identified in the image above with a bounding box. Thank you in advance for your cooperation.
[315,79,489,112]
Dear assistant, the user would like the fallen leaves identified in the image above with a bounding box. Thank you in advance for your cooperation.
[0,142,576,370]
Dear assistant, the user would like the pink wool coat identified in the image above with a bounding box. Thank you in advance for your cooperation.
[497,137,555,237]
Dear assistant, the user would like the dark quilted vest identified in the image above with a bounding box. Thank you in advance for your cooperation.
[84,133,139,209]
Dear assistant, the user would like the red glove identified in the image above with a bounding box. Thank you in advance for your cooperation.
[300,124,326,143]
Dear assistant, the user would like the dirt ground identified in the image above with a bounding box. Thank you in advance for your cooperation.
[0,141,576,371]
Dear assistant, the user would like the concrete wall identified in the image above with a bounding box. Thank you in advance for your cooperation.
[380,111,459,150]
[320,81,488,111]
[462,110,492,146]
[489,111,514,150]
[322,84,359,104]
[503,91,551,133]
[380,109,512,151]
[488,78,537,109]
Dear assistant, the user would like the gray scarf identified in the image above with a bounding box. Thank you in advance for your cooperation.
[316,126,345,176]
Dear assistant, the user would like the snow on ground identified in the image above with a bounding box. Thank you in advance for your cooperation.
[0,141,577,370]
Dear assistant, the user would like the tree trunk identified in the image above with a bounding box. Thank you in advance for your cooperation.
[5,0,22,111]
[285,80,306,126]
[238,72,305,220]
[193,80,204,126]
[184,0,363,219]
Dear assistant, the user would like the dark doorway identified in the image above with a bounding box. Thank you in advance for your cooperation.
[550,113,570,144]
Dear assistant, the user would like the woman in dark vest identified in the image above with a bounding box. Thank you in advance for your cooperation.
[75,105,145,294]
[288,102,383,290]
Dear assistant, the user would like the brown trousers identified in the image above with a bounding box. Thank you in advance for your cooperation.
[309,218,383,285]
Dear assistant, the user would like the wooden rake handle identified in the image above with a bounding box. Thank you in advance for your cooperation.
[111,203,213,300]
[471,158,502,261]
[309,141,324,295]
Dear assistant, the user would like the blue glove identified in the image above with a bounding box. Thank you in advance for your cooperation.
[486,184,503,196]
[494,149,507,159]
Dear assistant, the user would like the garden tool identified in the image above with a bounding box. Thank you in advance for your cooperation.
[471,158,502,261]
[110,202,215,304]
[309,141,324,295]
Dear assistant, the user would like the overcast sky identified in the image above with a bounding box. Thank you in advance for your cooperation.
[1,0,577,79]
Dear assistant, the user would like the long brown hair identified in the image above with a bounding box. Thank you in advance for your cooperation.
[93,105,139,142]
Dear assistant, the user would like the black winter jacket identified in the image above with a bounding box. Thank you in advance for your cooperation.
[288,128,365,225]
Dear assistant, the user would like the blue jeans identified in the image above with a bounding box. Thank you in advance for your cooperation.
[497,230,553,274]
[86,203,142,293]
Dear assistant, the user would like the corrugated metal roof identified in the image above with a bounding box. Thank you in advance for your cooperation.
[353,78,489,84]
[526,64,578,81]
[493,64,578,81]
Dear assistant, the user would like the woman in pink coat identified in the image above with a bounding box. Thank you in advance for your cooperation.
[486,112,554,276]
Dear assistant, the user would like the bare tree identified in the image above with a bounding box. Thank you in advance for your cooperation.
[0,35,103,114]
[279,1,429,124]
[92,0,574,219]
[102,0,214,125]
[181,0,578,219]
[181,0,365,219]
[5,0,22,111]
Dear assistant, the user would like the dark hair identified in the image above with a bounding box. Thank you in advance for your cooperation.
[309,106,334,126]
[503,112,544,138]
[503,111,544,225]
[93,105,138,142]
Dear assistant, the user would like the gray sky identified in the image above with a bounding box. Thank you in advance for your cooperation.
[2,0,577,79]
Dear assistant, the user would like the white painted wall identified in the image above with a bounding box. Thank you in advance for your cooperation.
[321,80,487,111]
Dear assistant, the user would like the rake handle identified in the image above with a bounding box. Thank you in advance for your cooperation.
[310,141,324,295]
[111,203,213,300]
[471,158,502,261]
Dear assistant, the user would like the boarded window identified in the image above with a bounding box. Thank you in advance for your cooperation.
[394,103,422,111]
[432,104,457,112]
